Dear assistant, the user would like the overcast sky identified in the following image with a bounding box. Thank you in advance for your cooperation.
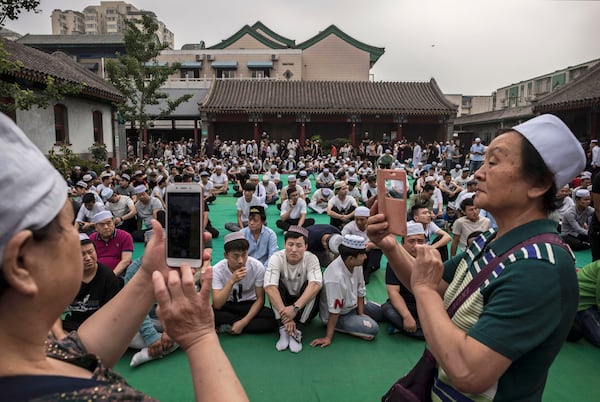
[5,0,600,95]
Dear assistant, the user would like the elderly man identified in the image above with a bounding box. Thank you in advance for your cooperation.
[308,187,333,214]
[133,184,164,242]
[61,234,122,333]
[102,188,137,234]
[264,226,322,353]
[311,234,382,348]
[241,206,278,267]
[316,168,335,189]
[89,210,133,277]
[561,188,594,250]
[342,206,382,284]
[209,165,229,195]
[262,175,279,205]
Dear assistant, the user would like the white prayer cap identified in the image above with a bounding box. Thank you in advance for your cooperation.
[341,234,367,250]
[100,188,114,202]
[76,181,88,189]
[262,175,270,181]
[288,175,296,181]
[321,188,331,197]
[82,174,93,182]
[513,114,585,189]
[406,221,426,237]
[355,206,370,217]
[133,185,147,195]
[92,210,113,223]
[456,164,462,169]
[581,171,592,180]
[0,113,67,263]
[327,233,342,254]
[79,233,90,242]
[575,189,590,198]
[475,137,481,142]
[425,176,436,183]
[224,231,246,245]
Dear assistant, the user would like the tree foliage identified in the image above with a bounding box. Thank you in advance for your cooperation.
[105,14,192,144]
[0,1,82,114]
[0,0,40,27]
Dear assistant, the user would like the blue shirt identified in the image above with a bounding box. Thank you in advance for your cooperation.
[469,143,485,162]
[241,224,279,267]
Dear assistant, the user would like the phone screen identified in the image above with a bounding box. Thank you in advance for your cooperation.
[167,192,203,260]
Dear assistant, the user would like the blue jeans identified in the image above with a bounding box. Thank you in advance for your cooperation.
[469,160,483,174]
[335,302,382,339]
[576,307,600,347]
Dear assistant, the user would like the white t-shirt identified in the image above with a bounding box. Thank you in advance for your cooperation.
[319,256,366,322]
[280,198,307,220]
[264,250,322,296]
[452,216,492,251]
[327,196,357,212]
[212,256,265,303]
[105,195,134,218]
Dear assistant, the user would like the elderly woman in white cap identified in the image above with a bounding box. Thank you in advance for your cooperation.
[0,114,247,401]
[369,114,584,401]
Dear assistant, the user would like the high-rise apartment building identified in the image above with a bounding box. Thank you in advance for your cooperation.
[51,2,174,48]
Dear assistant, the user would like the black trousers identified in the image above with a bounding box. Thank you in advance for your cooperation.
[273,280,320,330]
[276,217,315,231]
[213,301,277,333]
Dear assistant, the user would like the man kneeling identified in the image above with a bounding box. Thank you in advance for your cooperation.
[311,234,382,348]
[212,232,277,334]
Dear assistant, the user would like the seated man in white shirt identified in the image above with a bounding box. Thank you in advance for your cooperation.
[212,232,277,335]
[264,226,322,353]
[209,165,229,195]
[411,204,452,261]
[76,192,106,234]
[342,206,382,284]
[225,183,263,232]
[450,197,492,257]
[276,187,315,231]
[262,175,279,205]
[310,234,382,348]
[308,187,333,214]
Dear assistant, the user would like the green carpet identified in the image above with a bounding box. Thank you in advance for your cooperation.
[116,182,600,401]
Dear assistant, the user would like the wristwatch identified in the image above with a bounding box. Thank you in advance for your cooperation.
[293,304,300,313]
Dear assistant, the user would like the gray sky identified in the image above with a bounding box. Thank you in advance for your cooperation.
[5,0,600,95]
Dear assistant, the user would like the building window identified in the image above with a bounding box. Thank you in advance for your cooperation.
[251,69,270,78]
[54,104,69,144]
[93,111,103,144]
[216,69,235,79]
[181,68,200,79]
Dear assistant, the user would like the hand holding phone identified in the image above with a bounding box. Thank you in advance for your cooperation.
[166,183,203,268]
[376,169,408,236]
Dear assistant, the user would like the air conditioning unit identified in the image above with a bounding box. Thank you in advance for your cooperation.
[195,54,205,62]
[271,54,279,61]
[207,54,215,61]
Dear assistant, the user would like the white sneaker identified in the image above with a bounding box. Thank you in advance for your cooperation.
[289,330,302,353]
[276,326,290,351]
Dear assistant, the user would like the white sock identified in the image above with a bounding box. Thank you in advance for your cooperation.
[276,326,290,351]
[289,330,302,353]
[130,344,179,367]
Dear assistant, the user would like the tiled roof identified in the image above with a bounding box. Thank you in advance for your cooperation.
[2,38,124,103]
[208,25,288,50]
[200,79,456,116]
[453,106,534,125]
[17,33,124,46]
[534,63,600,112]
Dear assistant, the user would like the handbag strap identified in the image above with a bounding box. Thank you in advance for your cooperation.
[447,233,569,318]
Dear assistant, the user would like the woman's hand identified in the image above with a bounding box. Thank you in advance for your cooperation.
[411,245,444,292]
[153,265,216,351]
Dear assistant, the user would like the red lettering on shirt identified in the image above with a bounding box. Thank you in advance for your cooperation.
[333,299,344,309]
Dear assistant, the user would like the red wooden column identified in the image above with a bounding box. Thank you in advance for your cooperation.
[193,119,199,145]
[351,123,357,147]
[300,122,306,146]
[397,123,403,142]
[253,123,259,142]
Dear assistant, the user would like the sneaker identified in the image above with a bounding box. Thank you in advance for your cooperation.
[289,330,302,353]
[276,326,290,351]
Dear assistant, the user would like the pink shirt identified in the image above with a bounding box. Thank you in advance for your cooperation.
[90,229,134,271]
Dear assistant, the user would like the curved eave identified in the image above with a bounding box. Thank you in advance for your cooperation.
[5,68,125,103]
[534,98,600,113]
[250,21,295,47]
[296,25,385,65]
[200,107,452,116]
[208,25,288,50]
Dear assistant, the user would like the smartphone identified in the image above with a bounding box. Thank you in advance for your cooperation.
[165,183,203,267]
[377,169,408,236]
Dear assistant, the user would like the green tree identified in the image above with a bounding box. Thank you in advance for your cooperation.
[105,14,192,156]
[0,1,82,114]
